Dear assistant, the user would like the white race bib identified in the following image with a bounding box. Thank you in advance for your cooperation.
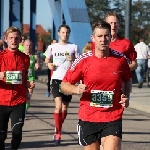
[6,71,22,84]
[90,90,114,108]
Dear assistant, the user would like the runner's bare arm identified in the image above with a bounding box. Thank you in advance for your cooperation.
[122,79,132,96]
[0,72,5,80]
[129,60,137,71]
[34,55,41,70]
[45,57,50,64]
[34,55,40,64]
[61,80,86,95]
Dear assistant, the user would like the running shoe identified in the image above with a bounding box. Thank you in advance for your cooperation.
[46,91,50,97]
[53,134,61,145]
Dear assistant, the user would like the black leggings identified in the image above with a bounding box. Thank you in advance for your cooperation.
[0,103,26,150]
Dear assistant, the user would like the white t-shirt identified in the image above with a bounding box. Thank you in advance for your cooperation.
[134,42,149,59]
[45,43,79,80]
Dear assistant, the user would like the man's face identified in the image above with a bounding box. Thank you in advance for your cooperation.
[105,16,120,36]
[58,27,70,42]
[91,28,111,51]
[24,41,32,53]
[5,32,21,50]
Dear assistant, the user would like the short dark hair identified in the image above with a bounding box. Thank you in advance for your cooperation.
[92,21,111,35]
[52,39,58,42]
[58,24,71,33]
[139,37,145,41]
[21,35,27,40]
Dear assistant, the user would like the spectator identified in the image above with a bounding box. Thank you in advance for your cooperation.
[37,37,46,65]
[134,37,150,88]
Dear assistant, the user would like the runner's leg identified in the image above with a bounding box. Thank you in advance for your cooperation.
[54,97,62,135]
[0,106,9,150]
[61,101,69,124]
[10,103,26,150]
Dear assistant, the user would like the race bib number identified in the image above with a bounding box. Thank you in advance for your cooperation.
[28,69,33,77]
[90,90,114,108]
[6,71,22,84]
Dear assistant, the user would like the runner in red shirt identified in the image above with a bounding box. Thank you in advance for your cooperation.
[104,12,137,100]
[0,26,34,150]
[61,21,131,150]
[104,12,137,71]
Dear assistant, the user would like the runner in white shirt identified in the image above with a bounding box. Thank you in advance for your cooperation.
[45,24,79,145]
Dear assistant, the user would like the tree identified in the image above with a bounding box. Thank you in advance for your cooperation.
[131,0,150,44]
[111,0,125,37]
[85,0,112,24]
[85,0,125,36]
[85,0,150,45]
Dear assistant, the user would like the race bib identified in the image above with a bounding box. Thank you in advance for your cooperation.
[90,90,114,108]
[28,69,33,77]
[6,71,22,84]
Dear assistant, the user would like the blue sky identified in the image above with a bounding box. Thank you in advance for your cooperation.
[3,0,142,32]
[4,0,52,31]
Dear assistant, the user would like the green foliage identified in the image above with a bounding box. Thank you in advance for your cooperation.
[85,0,150,44]
[39,34,51,47]
[85,0,125,36]
[85,0,112,24]
[131,0,150,44]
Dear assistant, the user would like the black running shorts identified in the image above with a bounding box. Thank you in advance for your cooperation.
[51,79,72,102]
[77,119,122,146]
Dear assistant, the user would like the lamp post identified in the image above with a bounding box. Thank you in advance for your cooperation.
[125,0,132,39]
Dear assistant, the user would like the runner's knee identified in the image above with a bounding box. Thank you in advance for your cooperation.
[12,122,23,141]
[55,105,62,112]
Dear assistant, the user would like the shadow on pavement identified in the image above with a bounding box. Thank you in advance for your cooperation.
[5,139,79,149]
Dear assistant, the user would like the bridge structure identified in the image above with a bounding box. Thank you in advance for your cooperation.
[0,0,92,53]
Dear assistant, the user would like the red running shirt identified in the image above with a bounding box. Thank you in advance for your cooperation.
[63,50,132,122]
[109,37,137,61]
[0,49,30,106]
[92,38,137,61]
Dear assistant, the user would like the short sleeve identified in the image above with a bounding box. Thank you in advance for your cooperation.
[148,50,150,55]
[62,58,83,84]
[122,57,132,82]
[126,41,137,61]
[45,45,52,59]
[146,45,150,52]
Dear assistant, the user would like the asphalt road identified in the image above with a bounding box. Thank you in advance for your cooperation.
[5,82,150,150]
